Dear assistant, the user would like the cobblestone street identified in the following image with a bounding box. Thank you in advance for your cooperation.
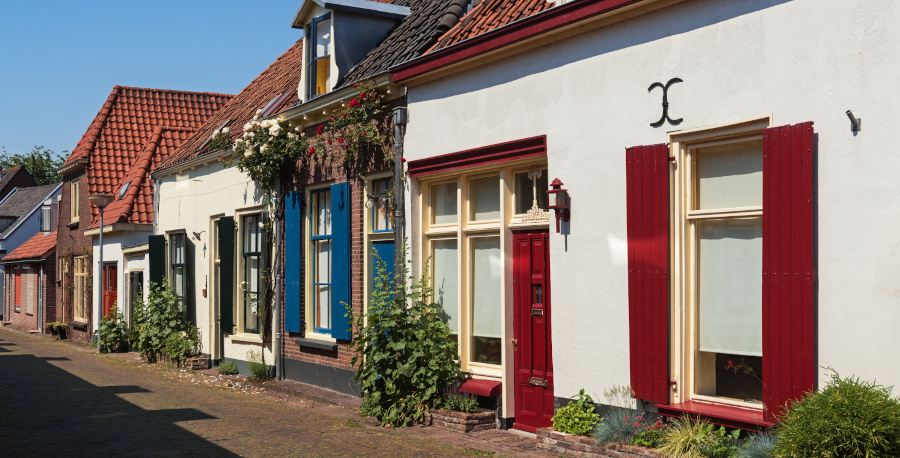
[0,328,547,457]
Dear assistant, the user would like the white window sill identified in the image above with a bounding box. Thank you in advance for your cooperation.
[228,333,263,344]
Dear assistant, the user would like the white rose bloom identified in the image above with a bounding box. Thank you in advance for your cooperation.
[269,125,281,136]
[247,132,255,138]
[256,109,263,116]
[243,123,252,132]
[222,127,230,134]
[244,150,252,158]
[260,144,267,154]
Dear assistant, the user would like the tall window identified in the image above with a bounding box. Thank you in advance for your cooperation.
[306,14,332,98]
[310,189,332,334]
[70,179,80,223]
[367,178,395,310]
[74,256,88,322]
[13,269,21,312]
[170,233,186,312]
[242,214,263,334]
[422,163,547,376]
[687,137,764,404]
[24,271,34,315]
[40,202,52,232]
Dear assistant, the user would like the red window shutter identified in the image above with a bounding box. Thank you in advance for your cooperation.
[762,122,816,422]
[626,143,670,404]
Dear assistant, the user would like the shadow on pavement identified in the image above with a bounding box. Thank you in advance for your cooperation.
[0,338,238,456]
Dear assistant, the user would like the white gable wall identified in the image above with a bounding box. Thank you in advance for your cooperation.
[403,0,900,401]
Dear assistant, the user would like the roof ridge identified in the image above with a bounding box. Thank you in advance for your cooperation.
[114,85,235,99]
[64,89,120,164]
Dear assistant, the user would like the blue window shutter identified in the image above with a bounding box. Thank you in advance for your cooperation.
[372,240,395,283]
[330,182,352,340]
[284,191,302,334]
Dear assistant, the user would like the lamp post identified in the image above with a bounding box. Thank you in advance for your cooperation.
[89,194,114,342]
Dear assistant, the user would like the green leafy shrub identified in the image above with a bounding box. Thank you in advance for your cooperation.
[131,282,195,363]
[773,370,900,457]
[552,389,601,436]
[593,385,666,447]
[350,252,461,427]
[246,350,271,380]
[657,416,739,457]
[441,381,479,413]
[735,433,776,458]
[93,311,129,353]
[217,361,239,375]
[161,326,201,366]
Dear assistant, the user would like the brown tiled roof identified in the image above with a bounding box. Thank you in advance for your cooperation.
[158,41,305,169]
[4,230,56,262]
[429,0,553,51]
[63,86,233,227]
[284,0,469,112]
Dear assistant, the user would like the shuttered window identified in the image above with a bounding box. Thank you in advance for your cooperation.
[306,182,352,340]
[217,216,235,333]
[285,192,302,334]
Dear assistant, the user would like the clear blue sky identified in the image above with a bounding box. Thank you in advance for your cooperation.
[0,1,302,157]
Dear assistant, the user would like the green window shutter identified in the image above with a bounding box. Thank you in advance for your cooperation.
[260,211,270,337]
[185,236,194,324]
[148,235,166,287]
[218,217,235,333]
[330,182,352,341]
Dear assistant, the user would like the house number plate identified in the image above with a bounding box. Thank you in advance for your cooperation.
[529,377,547,387]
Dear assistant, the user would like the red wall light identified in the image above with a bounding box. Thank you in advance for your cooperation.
[546,178,569,233]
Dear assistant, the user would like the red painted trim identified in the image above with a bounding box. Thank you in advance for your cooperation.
[392,0,642,82]
[407,136,546,177]
[460,379,502,397]
[657,401,775,431]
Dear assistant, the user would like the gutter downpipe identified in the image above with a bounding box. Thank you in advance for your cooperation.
[274,179,283,380]
[38,263,44,332]
[392,107,408,288]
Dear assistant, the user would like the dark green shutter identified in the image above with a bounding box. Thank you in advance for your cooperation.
[218,217,235,333]
[330,182,352,340]
[148,235,166,287]
[185,236,194,324]
[284,191,302,333]
[260,211,269,337]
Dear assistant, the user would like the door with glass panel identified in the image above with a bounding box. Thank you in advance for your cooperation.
[102,264,117,318]
[513,230,552,432]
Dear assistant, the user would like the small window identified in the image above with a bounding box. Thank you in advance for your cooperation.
[40,203,52,232]
[118,182,130,200]
[70,179,80,223]
[170,233,187,315]
[514,168,549,214]
[370,178,393,233]
[309,190,332,334]
[243,215,263,334]
[306,14,332,98]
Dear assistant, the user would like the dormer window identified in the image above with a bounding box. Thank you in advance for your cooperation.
[40,201,52,232]
[307,14,332,98]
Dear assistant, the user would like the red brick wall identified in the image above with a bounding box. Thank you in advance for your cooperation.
[55,169,94,342]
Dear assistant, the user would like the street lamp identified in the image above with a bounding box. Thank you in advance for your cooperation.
[89,193,114,342]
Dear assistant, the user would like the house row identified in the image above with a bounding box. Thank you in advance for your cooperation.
[38,0,900,434]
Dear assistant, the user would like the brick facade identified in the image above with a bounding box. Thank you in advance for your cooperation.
[55,169,94,343]
[5,255,57,333]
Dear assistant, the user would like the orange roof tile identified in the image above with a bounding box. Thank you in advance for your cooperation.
[4,231,57,262]
[429,0,553,51]
[63,86,234,227]
[159,41,304,169]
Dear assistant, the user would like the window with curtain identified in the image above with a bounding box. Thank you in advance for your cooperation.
[243,214,262,334]
[690,138,764,404]
[74,256,88,322]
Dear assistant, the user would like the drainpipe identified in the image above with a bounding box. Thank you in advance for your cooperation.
[38,263,44,332]
[153,180,159,235]
[274,178,283,380]
[392,107,408,287]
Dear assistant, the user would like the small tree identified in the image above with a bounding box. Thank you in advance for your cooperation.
[350,251,461,427]
[0,145,66,185]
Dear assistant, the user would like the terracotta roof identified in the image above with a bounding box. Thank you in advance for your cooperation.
[3,230,56,262]
[158,41,305,169]
[284,0,469,112]
[0,184,61,238]
[62,86,233,228]
[429,0,553,51]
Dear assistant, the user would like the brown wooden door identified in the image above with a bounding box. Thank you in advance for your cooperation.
[513,231,553,432]
[102,265,117,318]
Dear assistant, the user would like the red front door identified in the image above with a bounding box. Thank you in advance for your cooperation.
[513,231,553,432]
[102,265,117,318]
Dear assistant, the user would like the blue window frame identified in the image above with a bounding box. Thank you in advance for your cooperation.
[310,189,332,334]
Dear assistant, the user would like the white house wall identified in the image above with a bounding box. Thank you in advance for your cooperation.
[155,161,268,365]
[403,0,900,401]
[91,231,150,329]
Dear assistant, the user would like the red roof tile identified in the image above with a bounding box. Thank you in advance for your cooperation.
[158,42,304,169]
[429,0,553,51]
[4,231,57,262]
[63,86,234,227]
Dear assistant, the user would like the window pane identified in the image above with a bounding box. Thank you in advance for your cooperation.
[472,237,501,365]
[315,57,330,96]
[432,239,458,335]
[373,179,393,232]
[172,234,184,263]
[314,191,331,236]
[316,240,330,283]
[174,266,184,297]
[432,182,457,225]
[246,293,258,331]
[471,176,500,221]
[249,256,259,294]
[697,217,762,356]
[694,139,763,210]
[316,18,331,58]
[316,285,330,329]
[515,169,548,214]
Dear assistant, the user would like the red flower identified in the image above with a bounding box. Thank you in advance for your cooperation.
[327,140,332,145]
[307,147,315,155]
[348,98,360,108]
[337,138,344,144]
[400,157,406,163]
[360,92,367,99]
[342,113,348,119]
[316,125,324,135]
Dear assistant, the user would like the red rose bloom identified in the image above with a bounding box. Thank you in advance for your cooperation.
[316,125,324,135]
[348,98,360,108]
[360,92,367,99]
[400,157,406,163]
[327,140,332,145]
[308,147,315,155]
[337,138,344,144]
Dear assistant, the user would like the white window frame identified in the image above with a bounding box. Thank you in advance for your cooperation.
[304,184,335,341]
[73,255,88,322]
[669,115,771,411]
[70,179,80,223]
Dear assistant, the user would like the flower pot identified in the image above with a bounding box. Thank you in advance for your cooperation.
[57,328,68,340]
